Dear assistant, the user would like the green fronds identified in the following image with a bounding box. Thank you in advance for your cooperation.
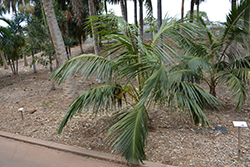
[107,105,148,165]
[51,54,116,84]
[219,70,248,110]
[57,84,127,135]
[168,82,221,126]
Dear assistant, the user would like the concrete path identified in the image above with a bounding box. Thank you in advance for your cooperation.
[0,131,173,167]
[0,136,126,167]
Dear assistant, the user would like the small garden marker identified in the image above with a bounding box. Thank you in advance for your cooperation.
[232,121,248,161]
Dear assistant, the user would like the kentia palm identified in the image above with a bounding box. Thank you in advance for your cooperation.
[52,15,221,165]
[169,0,250,111]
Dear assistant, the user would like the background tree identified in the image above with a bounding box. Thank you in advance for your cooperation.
[173,0,250,110]
[181,0,185,22]
[42,0,78,100]
[0,15,25,75]
[195,0,205,22]
[190,0,195,22]
[143,16,156,39]
[185,10,209,22]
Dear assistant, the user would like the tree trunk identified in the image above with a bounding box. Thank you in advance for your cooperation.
[134,0,137,26]
[88,0,99,55]
[232,0,236,9]
[22,47,28,66]
[230,0,237,62]
[79,36,84,53]
[1,51,8,69]
[49,53,56,90]
[181,0,185,22]
[209,85,216,97]
[197,0,200,22]
[139,0,143,42]
[120,0,127,22]
[190,0,195,23]
[157,0,162,32]
[32,50,37,73]
[15,59,18,75]
[244,1,250,50]
[42,0,78,101]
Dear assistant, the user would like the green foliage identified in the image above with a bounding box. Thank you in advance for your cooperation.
[172,0,250,110]
[185,10,209,22]
[52,14,222,165]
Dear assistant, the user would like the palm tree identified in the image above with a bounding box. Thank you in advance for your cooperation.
[172,0,250,110]
[120,0,127,22]
[190,0,195,22]
[244,0,250,49]
[181,0,185,22]
[0,15,25,75]
[157,0,162,31]
[195,0,205,22]
[42,0,78,100]
[134,0,137,25]
[52,14,221,165]
[0,30,8,69]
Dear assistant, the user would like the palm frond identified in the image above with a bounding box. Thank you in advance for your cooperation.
[168,82,222,126]
[107,105,148,165]
[58,84,127,134]
[219,71,248,110]
[51,54,116,84]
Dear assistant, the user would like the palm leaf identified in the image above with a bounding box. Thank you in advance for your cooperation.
[58,84,127,134]
[219,70,248,110]
[107,105,148,165]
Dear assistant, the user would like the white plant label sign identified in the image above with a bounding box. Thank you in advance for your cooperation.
[233,121,248,128]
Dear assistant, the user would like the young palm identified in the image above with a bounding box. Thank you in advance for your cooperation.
[52,14,221,165]
[171,0,250,110]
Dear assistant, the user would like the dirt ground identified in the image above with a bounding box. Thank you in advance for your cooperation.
[0,44,250,167]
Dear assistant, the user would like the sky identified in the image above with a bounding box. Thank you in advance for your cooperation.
[0,0,232,27]
[107,0,232,23]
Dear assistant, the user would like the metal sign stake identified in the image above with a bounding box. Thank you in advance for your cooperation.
[233,121,248,162]
[238,127,241,161]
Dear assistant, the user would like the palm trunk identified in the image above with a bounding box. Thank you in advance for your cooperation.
[134,0,137,26]
[230,0,237,62]
[232,0,236,9]
[32,50,37,73]
[88,0,99,55]
[181,0,185,22]
[1,51,8,69]
[22,47,28,66]
[139,0,143,42]
[197,0,200,22]
[15,59,18,75]
[120,0,127,22]
[190,0,195,23]
[49,53,56,90]
[157,0,162,32]
[42,0,78,101]
[79,36,83,53]
[244,2,250,50]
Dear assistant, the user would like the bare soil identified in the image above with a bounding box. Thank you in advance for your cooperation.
[0,44,250,167]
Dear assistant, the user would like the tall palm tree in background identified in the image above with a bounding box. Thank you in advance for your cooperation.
[195,0,205,22]
[42,0,78,101]
[134,0,137,25]
[88,0,99,55]
[243,0,250,49]
[181,0,185,22]
[190,0,195,22]
[120,0,127,21]
[157,0,161,31]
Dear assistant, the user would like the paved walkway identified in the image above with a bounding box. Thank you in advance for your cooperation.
[0,131,173,167]
[0,136,126,167]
